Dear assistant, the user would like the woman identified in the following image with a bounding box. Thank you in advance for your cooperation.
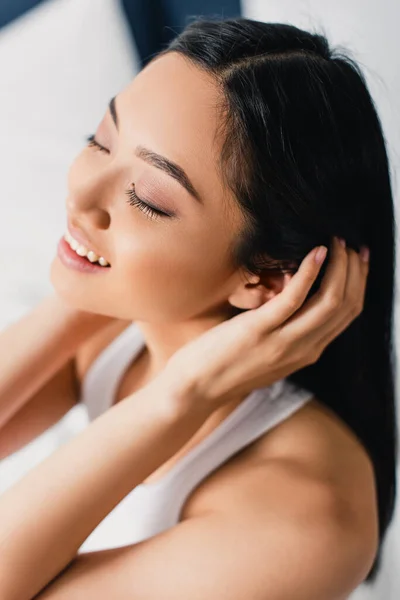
[0,16,395,599]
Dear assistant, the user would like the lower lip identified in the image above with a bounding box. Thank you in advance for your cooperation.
[57,237,111,273]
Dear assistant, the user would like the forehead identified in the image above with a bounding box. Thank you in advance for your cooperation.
[116,52,228,209]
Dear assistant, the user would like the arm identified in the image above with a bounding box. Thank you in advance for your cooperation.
[0,293,114,428]
[32,461,375,600]
[0,377,209,600]
[0,373,376,600]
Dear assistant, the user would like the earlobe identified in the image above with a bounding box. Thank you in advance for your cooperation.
[228,270,293,311]
[228,280,278,310]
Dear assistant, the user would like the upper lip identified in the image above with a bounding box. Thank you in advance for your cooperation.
[67,220,110,263]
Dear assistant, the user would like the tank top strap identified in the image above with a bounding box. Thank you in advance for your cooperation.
[80,322,145,421]
[134,379,314,499]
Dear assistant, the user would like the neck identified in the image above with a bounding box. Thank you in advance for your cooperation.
[131,311,248,425]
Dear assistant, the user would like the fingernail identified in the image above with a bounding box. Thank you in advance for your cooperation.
[360,246,370,262]
[338,237,346,248]
[315,246,328,265]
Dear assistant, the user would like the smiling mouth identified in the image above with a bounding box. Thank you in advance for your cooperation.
[64,231,111,267]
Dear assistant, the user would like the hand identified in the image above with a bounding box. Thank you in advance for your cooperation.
[161,236,370,415]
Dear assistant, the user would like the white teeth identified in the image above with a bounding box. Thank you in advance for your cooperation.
[76,244,88,257]
[64,232,110,266]
[87,250,99,263]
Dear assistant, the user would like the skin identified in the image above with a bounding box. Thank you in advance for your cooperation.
[50,50,292,422]
[48,46,371,479]
[50,52,286,357]
[3,48,372,599]
[0,239,374,599]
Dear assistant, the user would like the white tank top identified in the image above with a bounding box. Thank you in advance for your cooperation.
[77,322,314,554]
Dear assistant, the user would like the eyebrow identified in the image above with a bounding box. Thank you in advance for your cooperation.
[108,96,203,205]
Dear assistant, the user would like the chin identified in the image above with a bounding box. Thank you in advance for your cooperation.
[49,260,102,314]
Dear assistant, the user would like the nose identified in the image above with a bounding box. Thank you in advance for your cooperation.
[66,198,111,230]
[66,165,114,230]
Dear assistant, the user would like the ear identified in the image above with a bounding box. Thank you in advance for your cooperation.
[228,270,293,310]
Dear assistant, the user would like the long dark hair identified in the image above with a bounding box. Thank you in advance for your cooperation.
[157,17,397,583]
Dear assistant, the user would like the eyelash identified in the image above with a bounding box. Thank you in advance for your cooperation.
[85,134,170,221]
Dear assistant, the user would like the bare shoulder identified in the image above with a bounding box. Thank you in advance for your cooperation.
[54,396,378,599]
[37,400,378,598]
[183,396,379,560]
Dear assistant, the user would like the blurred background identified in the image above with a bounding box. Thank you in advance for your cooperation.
[0,1,398,598]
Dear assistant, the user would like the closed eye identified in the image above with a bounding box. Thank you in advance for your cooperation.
[125,185,170,221]
[85,134,172,221]
[86,134,109,153]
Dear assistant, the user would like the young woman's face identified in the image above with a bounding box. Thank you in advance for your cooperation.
[50,51,248,323]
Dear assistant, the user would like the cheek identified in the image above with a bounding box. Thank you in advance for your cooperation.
[116,228,230,320]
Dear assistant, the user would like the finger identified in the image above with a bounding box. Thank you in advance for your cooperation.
[282,235,348,336]
[316,235,348,300]
[314,244,370,349]
[249,242,329,329]
[290,240,368,350]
